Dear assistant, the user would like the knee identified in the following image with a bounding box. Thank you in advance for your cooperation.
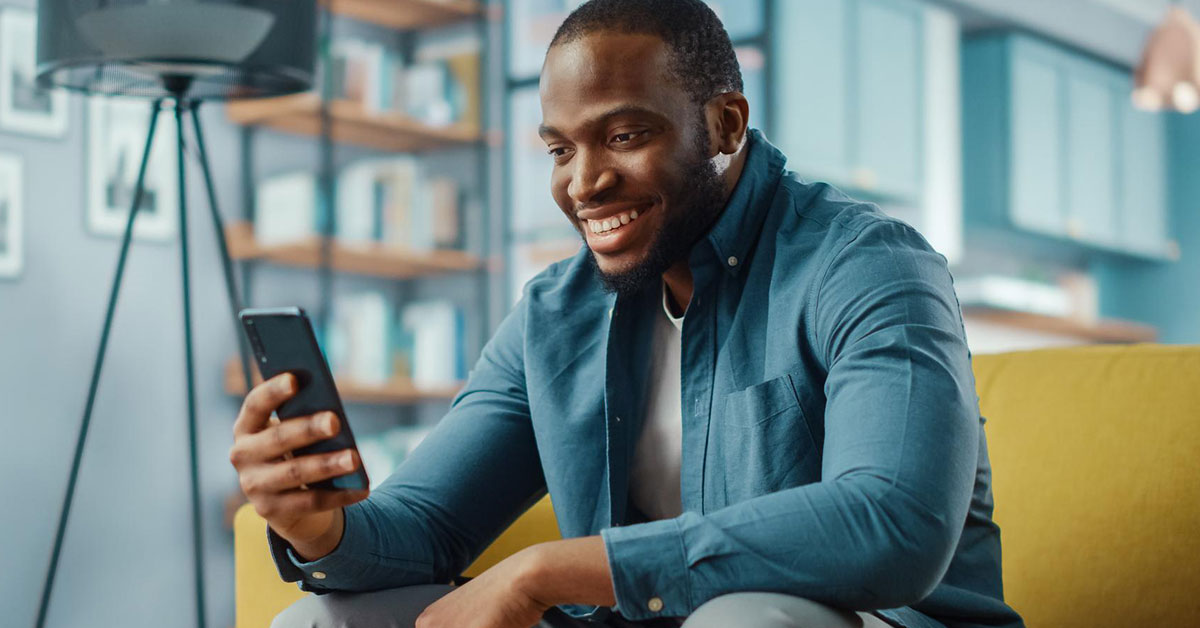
[682,593,861,628]
[271,594,332,628]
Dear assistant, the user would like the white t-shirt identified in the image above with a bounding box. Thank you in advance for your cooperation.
[628,281,685,521]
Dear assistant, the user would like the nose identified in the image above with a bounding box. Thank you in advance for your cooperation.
[567,149,618,206]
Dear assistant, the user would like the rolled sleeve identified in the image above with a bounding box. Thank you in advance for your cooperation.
[266,502,380,593]
[601,517,690,620]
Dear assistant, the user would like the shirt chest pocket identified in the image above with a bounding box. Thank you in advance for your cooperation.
[720,372,821,504]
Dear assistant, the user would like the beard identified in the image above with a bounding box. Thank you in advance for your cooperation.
[585,123,728,300]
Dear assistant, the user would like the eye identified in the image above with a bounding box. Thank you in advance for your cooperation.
[611,131,644,144]
[547,146,573,160]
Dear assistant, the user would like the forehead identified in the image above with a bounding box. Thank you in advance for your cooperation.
[539,32,687,130]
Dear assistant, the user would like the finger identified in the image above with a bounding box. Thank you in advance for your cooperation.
[241,448,360,495]
[230,411,340,467]
[233,373,298,438]
[254,487,370,520]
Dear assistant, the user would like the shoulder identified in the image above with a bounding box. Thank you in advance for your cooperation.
[773,173,943,271]
[518,246,611,315]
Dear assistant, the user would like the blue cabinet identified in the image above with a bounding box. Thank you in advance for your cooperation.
[772,0,928,203]
[962,32,1173,261]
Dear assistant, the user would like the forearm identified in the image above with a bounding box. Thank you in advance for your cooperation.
[521,536,616,608]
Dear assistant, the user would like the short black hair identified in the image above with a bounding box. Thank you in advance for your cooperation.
[548,0,744,106]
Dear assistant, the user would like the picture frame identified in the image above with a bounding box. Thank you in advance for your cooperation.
[0,153,24,279]
[0,8,68,138]
[87,96,178,242]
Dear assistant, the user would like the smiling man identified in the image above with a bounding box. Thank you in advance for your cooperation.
[242,1,1025,627]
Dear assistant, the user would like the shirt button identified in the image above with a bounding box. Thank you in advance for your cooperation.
[727,256,738,267]
[647,597,664,612]
[311,571,327,580]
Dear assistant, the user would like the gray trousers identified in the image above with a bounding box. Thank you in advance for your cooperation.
[271,584,899,628]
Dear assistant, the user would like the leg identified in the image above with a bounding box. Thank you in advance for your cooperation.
[188,101,253,392]
[34,99,163,628]
[681,593,897,628]
[270,585,602,628]
[175,97,207,628]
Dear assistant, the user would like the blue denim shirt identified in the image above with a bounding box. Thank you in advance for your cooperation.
[268,130,1024,628]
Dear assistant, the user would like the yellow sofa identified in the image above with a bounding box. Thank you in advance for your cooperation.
[235,344,1200,628]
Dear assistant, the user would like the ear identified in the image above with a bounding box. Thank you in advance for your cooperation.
[706,91,750,155]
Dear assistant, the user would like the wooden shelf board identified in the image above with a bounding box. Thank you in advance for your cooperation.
[225,221,481,280]
[960,305,1157,344]
[226,94,480,152]
[224,357,462,405]
[325,0,482,30]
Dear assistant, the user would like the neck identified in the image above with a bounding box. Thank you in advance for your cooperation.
[660,139,750,316]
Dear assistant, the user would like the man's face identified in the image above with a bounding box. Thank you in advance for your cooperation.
[539,32,727,296]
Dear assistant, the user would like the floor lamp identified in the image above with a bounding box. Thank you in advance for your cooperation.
[33,3,316,628]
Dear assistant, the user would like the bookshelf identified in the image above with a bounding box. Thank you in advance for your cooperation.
[226,94,480,152]
[325,0,482,30]
[961,306,1157,344]
[223,357,462,405]
[224,221,482,280]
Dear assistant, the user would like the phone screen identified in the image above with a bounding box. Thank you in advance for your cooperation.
[239,306,369,491]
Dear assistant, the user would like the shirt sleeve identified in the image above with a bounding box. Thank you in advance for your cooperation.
[601,218,978,620]
[267,294,548,593]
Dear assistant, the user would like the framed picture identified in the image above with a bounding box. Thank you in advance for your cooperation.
[87,96,178,242]
[0,8,68,138]
[0,153,23,279]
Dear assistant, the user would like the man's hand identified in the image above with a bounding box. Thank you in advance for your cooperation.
[415,548,551,628]
[416,536,616,628]
[228,372,369,560]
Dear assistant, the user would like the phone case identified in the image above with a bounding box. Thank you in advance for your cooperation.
[238,306,369,491]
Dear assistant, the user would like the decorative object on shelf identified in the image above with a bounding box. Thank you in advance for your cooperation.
[0,152,23,279]
[1133,3,1200,113]
[32,2,317,628]
[0,8,67,138]
[86,96,179,241]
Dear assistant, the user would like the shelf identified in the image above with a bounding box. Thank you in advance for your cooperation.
[960,305,1157,344]
[325,0,482,30]
[225,94,480,152]
[225,221,481,280]
[224,357,463,405]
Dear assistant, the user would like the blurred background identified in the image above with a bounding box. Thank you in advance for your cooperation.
[0,0,1197,626]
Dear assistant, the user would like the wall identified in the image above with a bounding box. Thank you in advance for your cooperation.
[1096,112,1200,344]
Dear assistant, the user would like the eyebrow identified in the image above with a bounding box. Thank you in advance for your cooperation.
[537,105,662,139]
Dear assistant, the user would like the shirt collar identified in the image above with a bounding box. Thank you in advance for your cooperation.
[694,128,787,276]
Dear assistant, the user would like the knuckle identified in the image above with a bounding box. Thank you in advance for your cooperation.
[286,462,303,484]
[254,501,276,519]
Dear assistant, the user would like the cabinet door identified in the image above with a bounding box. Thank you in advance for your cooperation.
[855,0,923,201]
[1009,43,1066,236]
[1119,99,1169,256]
[771,0,848,183]
[1064,70,1120,246]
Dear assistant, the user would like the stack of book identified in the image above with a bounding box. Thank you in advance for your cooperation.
[325,291,466,389]
[252,159,463,251]
[324,36,481,130]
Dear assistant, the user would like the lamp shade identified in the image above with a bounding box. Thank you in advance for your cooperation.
[36,0,316,100]
[1133,5,1200,113]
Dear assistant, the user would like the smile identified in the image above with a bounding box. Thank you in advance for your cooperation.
[587,208,641,234]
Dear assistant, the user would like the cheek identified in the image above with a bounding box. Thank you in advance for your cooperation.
[550,169,574,216]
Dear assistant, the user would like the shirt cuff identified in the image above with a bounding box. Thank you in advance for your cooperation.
[265,503,373,593]
[601,517,691,621]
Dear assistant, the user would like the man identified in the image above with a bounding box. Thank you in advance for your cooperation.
[229,1,1025,627]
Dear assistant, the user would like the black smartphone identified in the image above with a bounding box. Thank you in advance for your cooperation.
[238,306,369,491]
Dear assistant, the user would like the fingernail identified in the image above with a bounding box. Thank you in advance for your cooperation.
[340,451,353,469]
[277,375,293,393]
[322,414,337,435]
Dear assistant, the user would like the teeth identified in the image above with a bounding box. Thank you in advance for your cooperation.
[587,208,643,234]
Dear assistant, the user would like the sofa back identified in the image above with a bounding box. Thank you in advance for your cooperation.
[972,345,1200,627]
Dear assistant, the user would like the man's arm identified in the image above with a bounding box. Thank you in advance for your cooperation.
[592,218,978,620]
[267,293,548,592]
